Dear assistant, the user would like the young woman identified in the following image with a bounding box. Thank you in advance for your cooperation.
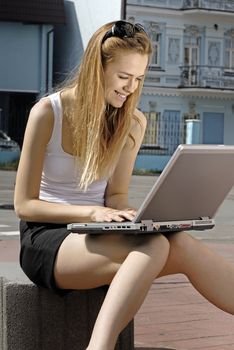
[14,21,234,350]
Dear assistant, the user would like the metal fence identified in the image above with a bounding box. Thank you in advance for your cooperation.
[183,0,234,11]
[140,112,188,156]
[127,0,234,12]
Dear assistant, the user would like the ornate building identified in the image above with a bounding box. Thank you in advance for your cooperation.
[126,0,234,171]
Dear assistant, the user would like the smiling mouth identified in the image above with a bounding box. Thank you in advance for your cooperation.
[115,91,127,101]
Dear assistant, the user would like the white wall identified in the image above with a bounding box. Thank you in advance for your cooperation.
[73,0,122,48]
[53,0,123,84]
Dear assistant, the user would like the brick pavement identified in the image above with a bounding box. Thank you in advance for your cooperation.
[1,239,234,350]
[1,171,234,349]
[134,242,234,350]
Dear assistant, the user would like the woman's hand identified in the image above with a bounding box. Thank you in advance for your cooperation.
[90,207,137,222]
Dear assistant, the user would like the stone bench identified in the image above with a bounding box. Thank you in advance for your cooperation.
[0,276,134,350]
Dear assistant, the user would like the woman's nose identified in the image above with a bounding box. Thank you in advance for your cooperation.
[124,79,137,93]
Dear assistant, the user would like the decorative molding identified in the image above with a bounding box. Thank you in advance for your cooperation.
[149,22,161,33]
[126,15,136,24]
[208,41,221,66]
[142,86,234,100]
[224,28,234,37]
[168,38,180,64]
[149,101,157,111]
[188,101,196,114]
[184,25,204,36]
[145,21,165,35]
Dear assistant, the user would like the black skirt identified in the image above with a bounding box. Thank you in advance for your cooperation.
[19,220,71,295]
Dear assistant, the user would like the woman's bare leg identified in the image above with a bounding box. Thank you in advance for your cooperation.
[86,234,169,350]
[54,231,234,350]
[54,233,170,350]
[158,231,234,314]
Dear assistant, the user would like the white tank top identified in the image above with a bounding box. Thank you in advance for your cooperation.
[39,92,107,206]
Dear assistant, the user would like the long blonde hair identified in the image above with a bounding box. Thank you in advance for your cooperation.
[62,21,152,189]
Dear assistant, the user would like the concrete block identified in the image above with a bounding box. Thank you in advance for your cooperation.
[0,277,4,349]
[1,279,134,350]
[2,282,40,350]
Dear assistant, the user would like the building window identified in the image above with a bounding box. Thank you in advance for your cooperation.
[224,37,234,70]
[146,22,163,68]
[151,32,161,66]
[184,26,201,66]
[184,37,200,66]
[183,29,201,85]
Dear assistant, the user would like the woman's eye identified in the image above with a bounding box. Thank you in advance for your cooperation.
[119,76,128,79]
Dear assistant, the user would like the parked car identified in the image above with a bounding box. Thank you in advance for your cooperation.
[0,130,20,164]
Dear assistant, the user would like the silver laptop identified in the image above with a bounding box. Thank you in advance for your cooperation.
[67,144,234,235]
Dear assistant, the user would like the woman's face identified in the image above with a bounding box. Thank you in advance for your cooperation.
[104,52,148,108]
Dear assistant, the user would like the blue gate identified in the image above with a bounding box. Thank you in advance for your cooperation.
[203,112,224,144]
[158,110,181,154]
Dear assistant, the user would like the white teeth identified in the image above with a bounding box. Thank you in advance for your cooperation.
[116,91,126,99]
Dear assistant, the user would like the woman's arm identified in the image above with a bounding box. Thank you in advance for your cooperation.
[14,98,100,223]
[15,98,147,224]
[105,109,147,211]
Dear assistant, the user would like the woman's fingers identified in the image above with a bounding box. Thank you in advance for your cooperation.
[91,207,137,222]
[109,210,136,222]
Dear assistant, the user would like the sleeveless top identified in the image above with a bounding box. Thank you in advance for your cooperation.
[39,92,107,206]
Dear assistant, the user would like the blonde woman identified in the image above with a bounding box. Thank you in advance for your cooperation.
[14,21,234,350]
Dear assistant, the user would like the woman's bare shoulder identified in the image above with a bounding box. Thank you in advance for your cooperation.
[132,108,147,132]
[23,95,55,147]
[30,95,54,124]
[124,109,146,149]
[133,108,147,122]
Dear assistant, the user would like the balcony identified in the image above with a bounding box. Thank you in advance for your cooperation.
[127,0,183,8]
[182,0,234,12]
[180,65,234,89]
[127,0,234,12]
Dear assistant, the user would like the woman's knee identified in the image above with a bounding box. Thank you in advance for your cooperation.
[168,231,195,250]
[129,234,170,271]
[166,231,196,270]
[147,233,170,257]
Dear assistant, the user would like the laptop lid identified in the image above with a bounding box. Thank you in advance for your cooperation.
[134,144,234,223]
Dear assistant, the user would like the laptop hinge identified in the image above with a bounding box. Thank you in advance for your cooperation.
[200,216,211,220]
[141,220,154,230]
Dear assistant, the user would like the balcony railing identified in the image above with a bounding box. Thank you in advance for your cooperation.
[180,65,234,89]
[127,0,183,8]
[127,0,234,12]
[183,0,234,12]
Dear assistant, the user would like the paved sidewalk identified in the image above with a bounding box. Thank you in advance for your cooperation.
[0,170,234,349]
[134,242,234,350]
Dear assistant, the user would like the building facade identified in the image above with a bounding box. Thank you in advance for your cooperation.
[0,0,123,153]
[126,0,234,171]
[0,0,65,147]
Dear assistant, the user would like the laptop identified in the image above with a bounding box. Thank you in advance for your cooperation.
[67,144,234,235]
